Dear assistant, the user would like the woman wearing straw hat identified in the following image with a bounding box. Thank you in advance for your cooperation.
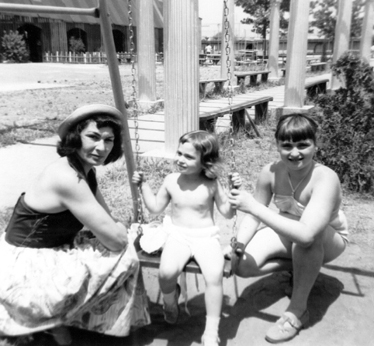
[0,104,150,345]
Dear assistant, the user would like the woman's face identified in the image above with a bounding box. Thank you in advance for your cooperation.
[77,121,114,169]
[277,138,316,171]
[175,142,203,175]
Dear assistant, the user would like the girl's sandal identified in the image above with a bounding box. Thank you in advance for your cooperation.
[265,310,309,344]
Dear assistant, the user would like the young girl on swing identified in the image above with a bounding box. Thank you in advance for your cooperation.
[132,130,241,346]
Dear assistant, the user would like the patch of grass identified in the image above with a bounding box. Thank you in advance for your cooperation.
[0,120,59,148]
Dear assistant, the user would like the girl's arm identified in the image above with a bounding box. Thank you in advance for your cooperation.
[231,164,274,248]
[56,171,128,252]
[230,167,341,247]
[132,171,171,215]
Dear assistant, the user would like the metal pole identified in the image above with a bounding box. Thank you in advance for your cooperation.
[0,3,98,16]
[98,0,139,220]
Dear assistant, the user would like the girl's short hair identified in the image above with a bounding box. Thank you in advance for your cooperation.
[179,130,221,179]
[275,113,318,144]
[57,114,123,165]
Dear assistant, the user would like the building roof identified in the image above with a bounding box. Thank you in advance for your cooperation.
[0,0,164,27]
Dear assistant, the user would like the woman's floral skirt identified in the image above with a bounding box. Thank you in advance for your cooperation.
[0,232,150,337]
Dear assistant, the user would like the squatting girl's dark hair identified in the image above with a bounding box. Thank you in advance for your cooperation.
[178,130,221,179]
[275,113,318,144]
[57,114,123,165]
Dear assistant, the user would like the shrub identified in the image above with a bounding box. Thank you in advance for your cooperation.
[1,30,29,62]
[313,52,374,193]
[69,36,85,53]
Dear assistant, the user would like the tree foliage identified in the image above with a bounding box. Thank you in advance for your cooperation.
[1,30,29,63]
[235,0,291,40]
[309,0,365,40]
[69,36,85,53]
[313,53,374,193]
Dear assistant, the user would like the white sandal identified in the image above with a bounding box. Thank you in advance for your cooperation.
[202,331,220,346]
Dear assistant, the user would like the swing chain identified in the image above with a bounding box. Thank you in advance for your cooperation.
[223,0,238,245]
[128,0,143,229]
[223,0,235,174]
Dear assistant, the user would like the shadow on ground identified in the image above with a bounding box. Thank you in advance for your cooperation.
[6,271,344,346]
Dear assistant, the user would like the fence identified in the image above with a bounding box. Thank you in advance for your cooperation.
[44,51,136,64]
[44,51,164,64]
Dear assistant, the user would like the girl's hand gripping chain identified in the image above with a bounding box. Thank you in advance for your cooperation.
[228,173,245,257]
[228,172,242,190]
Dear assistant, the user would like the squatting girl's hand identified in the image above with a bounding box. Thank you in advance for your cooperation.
[228,189,256,213]
[132,171,144,186]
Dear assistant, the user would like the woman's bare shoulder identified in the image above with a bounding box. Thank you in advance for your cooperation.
[38,158,84,192]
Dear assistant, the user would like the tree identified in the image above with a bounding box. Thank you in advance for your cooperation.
[235,0,291,56]
[69,36,85,54]
[1,30,29,62]
[309,0,365,41]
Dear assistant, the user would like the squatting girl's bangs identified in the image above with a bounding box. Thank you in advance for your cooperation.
[275,114,318,143]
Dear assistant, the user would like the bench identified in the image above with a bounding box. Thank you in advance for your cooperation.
[137,249,233,278]
[235,70,271,87]
[305,78,329,98]
[310,62,327,72]
[199,95,273,131]
[199,78,226,99]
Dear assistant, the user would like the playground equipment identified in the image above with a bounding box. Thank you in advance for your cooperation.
[133,0,242,278]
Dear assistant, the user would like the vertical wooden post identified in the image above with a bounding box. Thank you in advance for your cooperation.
[220,0,236,85]
[164,0,199,154]
[331,0,353,90]
[138,0,157,102]
[268,0,282,81]
[284,0,310,108]
[98,0,139,219]
[359,0,374,64]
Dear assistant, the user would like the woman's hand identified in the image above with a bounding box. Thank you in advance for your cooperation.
[116,222,129,244]
[132,171,144,186]
[229,172,242,189]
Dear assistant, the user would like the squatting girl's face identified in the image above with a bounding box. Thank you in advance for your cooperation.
[277,138,316,171]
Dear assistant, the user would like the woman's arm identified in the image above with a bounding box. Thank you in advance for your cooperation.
[56,172,128,252]
[230,167,341,247]
[132,171,171,215]
[95,188,115,218]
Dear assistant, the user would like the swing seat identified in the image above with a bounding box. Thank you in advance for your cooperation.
[137,249,233,278]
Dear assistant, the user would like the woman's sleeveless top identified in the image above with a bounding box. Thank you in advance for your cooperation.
[5,169,97,248]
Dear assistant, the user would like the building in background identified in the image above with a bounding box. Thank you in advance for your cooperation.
[0,0,164,62]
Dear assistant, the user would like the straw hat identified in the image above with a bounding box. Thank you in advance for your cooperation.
[58,104,123,139]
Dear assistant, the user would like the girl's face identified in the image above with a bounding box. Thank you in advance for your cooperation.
[175,142,203,176]
[277,138,316,171]
[77,121,114,171]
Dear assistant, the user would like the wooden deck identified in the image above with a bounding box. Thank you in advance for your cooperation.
[128,93,273,153]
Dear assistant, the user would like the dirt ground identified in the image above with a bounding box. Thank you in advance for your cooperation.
[0,63,373,346]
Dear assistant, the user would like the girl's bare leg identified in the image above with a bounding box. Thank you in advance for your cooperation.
[194,240,224,345]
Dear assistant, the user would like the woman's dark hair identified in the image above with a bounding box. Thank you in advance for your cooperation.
[178,130,222,179]
[275,113,318,144]
[57,114,123,165]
